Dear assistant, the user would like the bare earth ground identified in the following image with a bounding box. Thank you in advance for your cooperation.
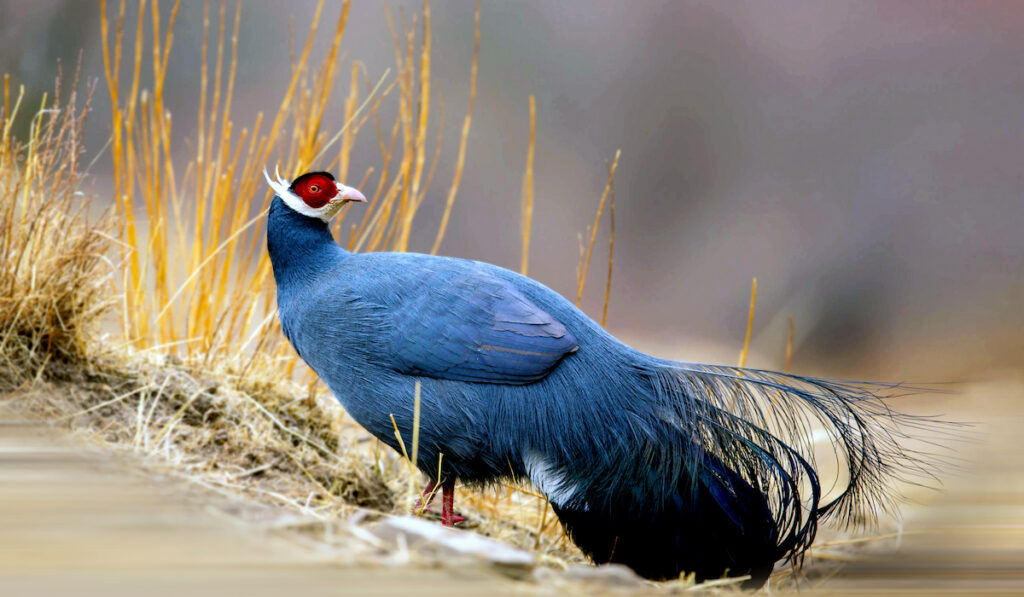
[1,375,1022,596]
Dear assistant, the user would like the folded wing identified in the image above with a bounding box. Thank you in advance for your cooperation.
[390,267,578,384]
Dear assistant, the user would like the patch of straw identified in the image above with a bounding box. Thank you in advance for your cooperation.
[575,149,620,308]
[785,314,794,372]
[738,277,757,368]
[0,62,110,389]
[520,95,536,276]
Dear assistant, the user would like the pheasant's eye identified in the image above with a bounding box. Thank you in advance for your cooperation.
[289,171,338,209]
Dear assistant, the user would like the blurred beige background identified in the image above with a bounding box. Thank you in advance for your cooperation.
[2,1,1022,381]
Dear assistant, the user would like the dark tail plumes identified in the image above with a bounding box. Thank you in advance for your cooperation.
[555,359,944,587]
[554,451,781,587]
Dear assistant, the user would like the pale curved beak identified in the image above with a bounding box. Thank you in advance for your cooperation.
[337,183,367,203]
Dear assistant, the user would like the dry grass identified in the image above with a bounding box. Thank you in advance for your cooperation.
[520,95,536,276]
[17,355,394,516]
[0,67,111,389]
[738,278,757,368]
[575,149,619,326]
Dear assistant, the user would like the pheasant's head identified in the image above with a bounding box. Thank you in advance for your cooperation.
[264,167,366,221]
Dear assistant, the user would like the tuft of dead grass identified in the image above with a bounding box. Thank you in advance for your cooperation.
[17,352,396,517]
[0,67,111,389]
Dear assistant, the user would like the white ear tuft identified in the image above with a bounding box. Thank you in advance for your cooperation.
[264,164,292,199]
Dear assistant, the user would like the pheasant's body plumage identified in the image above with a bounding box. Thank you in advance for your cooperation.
[268,191,936,586]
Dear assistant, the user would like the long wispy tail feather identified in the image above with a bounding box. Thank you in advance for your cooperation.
[656,361,952,568]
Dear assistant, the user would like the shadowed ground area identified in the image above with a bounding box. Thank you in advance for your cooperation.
[2,376,1022,596]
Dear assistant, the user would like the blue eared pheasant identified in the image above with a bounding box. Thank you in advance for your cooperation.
[265,168,937,587]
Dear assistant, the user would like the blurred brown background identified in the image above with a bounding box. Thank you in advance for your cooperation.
[2,0,1022,381]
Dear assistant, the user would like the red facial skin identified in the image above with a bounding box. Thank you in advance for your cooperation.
[291,172,338,208]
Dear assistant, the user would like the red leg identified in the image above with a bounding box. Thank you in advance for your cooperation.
[441,479,456,527]
[416,478,464,525]
[413,479,437,513]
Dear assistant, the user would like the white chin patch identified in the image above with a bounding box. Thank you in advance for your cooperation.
[263,166,338,221]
